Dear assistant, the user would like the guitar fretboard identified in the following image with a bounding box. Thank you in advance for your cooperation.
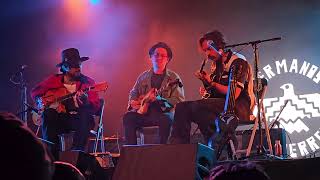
[56,86,93,103]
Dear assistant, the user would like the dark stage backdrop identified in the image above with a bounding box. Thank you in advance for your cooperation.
[0,0,319,158]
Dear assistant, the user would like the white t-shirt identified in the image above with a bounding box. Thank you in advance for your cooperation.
[63,83,79,108]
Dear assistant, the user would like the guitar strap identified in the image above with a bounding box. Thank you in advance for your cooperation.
[214,50,233,83]
[224,49,233,65]
[223,68,233,112]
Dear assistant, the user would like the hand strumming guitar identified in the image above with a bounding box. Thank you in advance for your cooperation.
[75,90,89,105]
[137,88,157,114]
[141,88,157,103]
[195,70,212,84]
[199,86,208,97]
[127,88,158,114]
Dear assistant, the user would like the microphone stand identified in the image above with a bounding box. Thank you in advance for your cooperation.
[10,66,28,126]
[269,100,289,130]
[225,37,281,48]
[225,37,281,156]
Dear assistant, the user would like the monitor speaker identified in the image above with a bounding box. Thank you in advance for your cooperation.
[112,143,215,180]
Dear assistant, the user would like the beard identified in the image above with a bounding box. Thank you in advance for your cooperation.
[207,55,215,61]
[68,71,81,81]
[208,54,222,62]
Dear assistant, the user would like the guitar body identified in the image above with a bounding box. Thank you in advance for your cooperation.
[32,88,71,126]
[129,94,172,114]
[208,113,239,143]
[207,113,239,159]
[128,79,182,114]
[216,113,239,134]
[40,88,69,112]
[207,63,243,159]
[32,82,108,126]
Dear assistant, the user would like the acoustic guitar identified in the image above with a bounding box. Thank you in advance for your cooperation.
[32,82,108,126]
[128,78,183,114]
[207,64,242,159]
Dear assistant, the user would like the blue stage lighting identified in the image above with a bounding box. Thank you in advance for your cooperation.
[90,0,101,5]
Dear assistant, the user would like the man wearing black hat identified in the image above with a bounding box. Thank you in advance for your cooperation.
[169,30,255,154]
[31,48,100,160]
[123,42,185,145]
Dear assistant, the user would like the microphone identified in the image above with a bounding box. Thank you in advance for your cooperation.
[9,65,28,85]
[207,40,219,51]
[19,65,28,72]
[24,103,40,114]
[14,65,28,75]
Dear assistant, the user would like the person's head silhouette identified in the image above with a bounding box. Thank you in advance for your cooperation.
[0,112,54,180]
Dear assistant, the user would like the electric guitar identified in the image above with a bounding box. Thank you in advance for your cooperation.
[208,64,241,157]
[215,65,240,135]
[32,82,108,125]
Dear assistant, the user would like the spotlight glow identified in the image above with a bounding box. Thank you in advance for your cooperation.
[90,0,101,5]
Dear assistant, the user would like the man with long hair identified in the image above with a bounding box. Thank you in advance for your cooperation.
[169,30,254,156]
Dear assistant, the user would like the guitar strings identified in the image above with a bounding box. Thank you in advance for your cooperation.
[228,66,237,114]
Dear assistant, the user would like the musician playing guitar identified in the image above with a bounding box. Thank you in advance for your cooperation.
[123,42,185,145]
[169,31,255,158]
[31,48,101,160]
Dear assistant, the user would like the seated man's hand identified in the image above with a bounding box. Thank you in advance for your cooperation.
[199,86,208,97]
[195,70,211,83]
[76,90,89,105]
[142,88,157,103]
[129,99,141,110]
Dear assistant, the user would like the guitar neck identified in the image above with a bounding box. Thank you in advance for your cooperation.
[226,81,237,114]
[40,81,107,109]
[224,68,237,114]
[200,59,207,73]
[56,86,91,102]
[157,79,181,96]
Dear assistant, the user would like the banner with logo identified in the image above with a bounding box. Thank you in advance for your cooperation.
[260,59,320,158]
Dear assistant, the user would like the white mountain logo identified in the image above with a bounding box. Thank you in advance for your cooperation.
[263,83,320,134]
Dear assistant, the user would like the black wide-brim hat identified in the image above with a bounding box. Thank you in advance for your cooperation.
[56,48,89,67]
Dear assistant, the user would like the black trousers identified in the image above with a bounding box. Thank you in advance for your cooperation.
[42,108,94,160]
[123,110,174,145]
[169,98,250,145]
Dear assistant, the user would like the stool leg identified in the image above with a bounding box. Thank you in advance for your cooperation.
[246,117,259,157]
[93,130,99,154]
[100,125,105,153]
[139,131,144,145]
[35,125,41,136]
[261,102,273,155]
[94,122,102,154]
[229,139,237,160]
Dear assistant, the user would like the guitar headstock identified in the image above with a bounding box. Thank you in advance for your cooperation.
[91,82,108,92]
[230,64,243,82]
